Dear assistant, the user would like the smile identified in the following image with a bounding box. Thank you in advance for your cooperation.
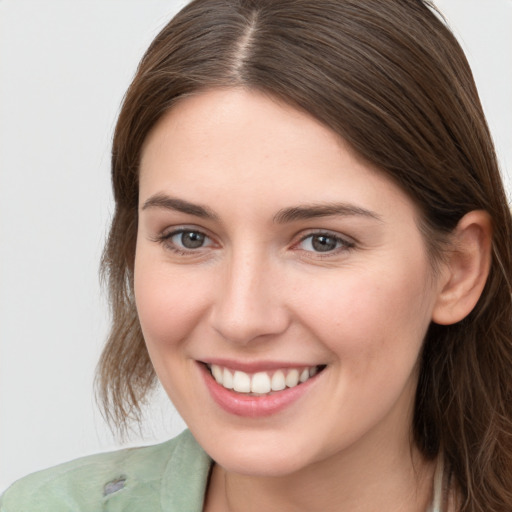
[200,361,326,417]
[207,364,323,395]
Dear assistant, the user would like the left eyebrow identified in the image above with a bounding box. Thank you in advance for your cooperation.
[273,203,382,224]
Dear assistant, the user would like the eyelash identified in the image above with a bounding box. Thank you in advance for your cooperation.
[154,228,355,257]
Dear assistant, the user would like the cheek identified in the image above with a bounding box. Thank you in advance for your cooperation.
[293,264,434,368]
[134,253,210,349]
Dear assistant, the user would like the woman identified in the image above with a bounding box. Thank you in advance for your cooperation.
[2,0,511,511]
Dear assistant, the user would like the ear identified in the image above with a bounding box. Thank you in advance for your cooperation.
[432,210,492,325]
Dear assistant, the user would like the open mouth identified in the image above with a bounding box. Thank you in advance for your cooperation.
[204,363,327,396]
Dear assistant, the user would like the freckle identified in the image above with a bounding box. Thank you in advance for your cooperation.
[103,477,127,496]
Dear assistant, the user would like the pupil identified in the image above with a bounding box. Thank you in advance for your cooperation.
[312,235,336,252]
[181,231,205,249]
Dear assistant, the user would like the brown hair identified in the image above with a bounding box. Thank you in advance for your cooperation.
[97,1,512,510]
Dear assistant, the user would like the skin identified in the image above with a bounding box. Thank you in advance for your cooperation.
[134,87,462,511]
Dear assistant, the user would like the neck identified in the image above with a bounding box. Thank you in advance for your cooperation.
[205,438,436,512]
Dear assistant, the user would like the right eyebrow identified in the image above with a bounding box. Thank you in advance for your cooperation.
[141,194,219,220]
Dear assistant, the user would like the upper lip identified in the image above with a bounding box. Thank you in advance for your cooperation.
[198,358,324,373]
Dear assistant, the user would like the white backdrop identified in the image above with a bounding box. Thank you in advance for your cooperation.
[1,0,511,493]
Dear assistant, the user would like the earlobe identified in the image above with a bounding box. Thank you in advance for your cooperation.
[432,210,492,326]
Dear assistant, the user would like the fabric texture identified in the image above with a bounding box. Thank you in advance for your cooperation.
[0,429,212,512]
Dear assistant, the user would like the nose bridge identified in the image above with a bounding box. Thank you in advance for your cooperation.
[210,244,288,344]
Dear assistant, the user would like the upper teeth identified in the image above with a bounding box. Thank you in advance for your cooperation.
[209,364,320,394]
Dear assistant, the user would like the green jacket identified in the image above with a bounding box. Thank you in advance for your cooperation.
[0,430,212,511]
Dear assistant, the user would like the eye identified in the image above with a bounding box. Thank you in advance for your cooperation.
[297,232,354,254]
[172,230,209,249]
[156,228,215,254]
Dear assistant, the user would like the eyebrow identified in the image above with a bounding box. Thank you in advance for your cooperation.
[141,194,381,224]
[272,203,382,224]
[141,194,218,220]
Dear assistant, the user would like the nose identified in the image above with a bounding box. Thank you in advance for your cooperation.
[209,250,290,345]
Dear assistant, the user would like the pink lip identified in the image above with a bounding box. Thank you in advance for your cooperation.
[198,362,323,418]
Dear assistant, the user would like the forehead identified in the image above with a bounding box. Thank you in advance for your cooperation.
[140,87,346,177]
[138,87,418,220]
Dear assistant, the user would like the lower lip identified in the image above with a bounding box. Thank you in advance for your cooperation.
[199,363,322,418]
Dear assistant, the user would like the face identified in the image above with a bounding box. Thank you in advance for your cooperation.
[135,88,444,477]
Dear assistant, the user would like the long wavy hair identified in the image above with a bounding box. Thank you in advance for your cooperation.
[97,1,512,510]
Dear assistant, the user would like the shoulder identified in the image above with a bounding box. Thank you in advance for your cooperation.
[0,429,212,512]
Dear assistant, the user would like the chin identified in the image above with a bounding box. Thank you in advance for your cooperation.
[191,425,319,477]
[214,450,310,478]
